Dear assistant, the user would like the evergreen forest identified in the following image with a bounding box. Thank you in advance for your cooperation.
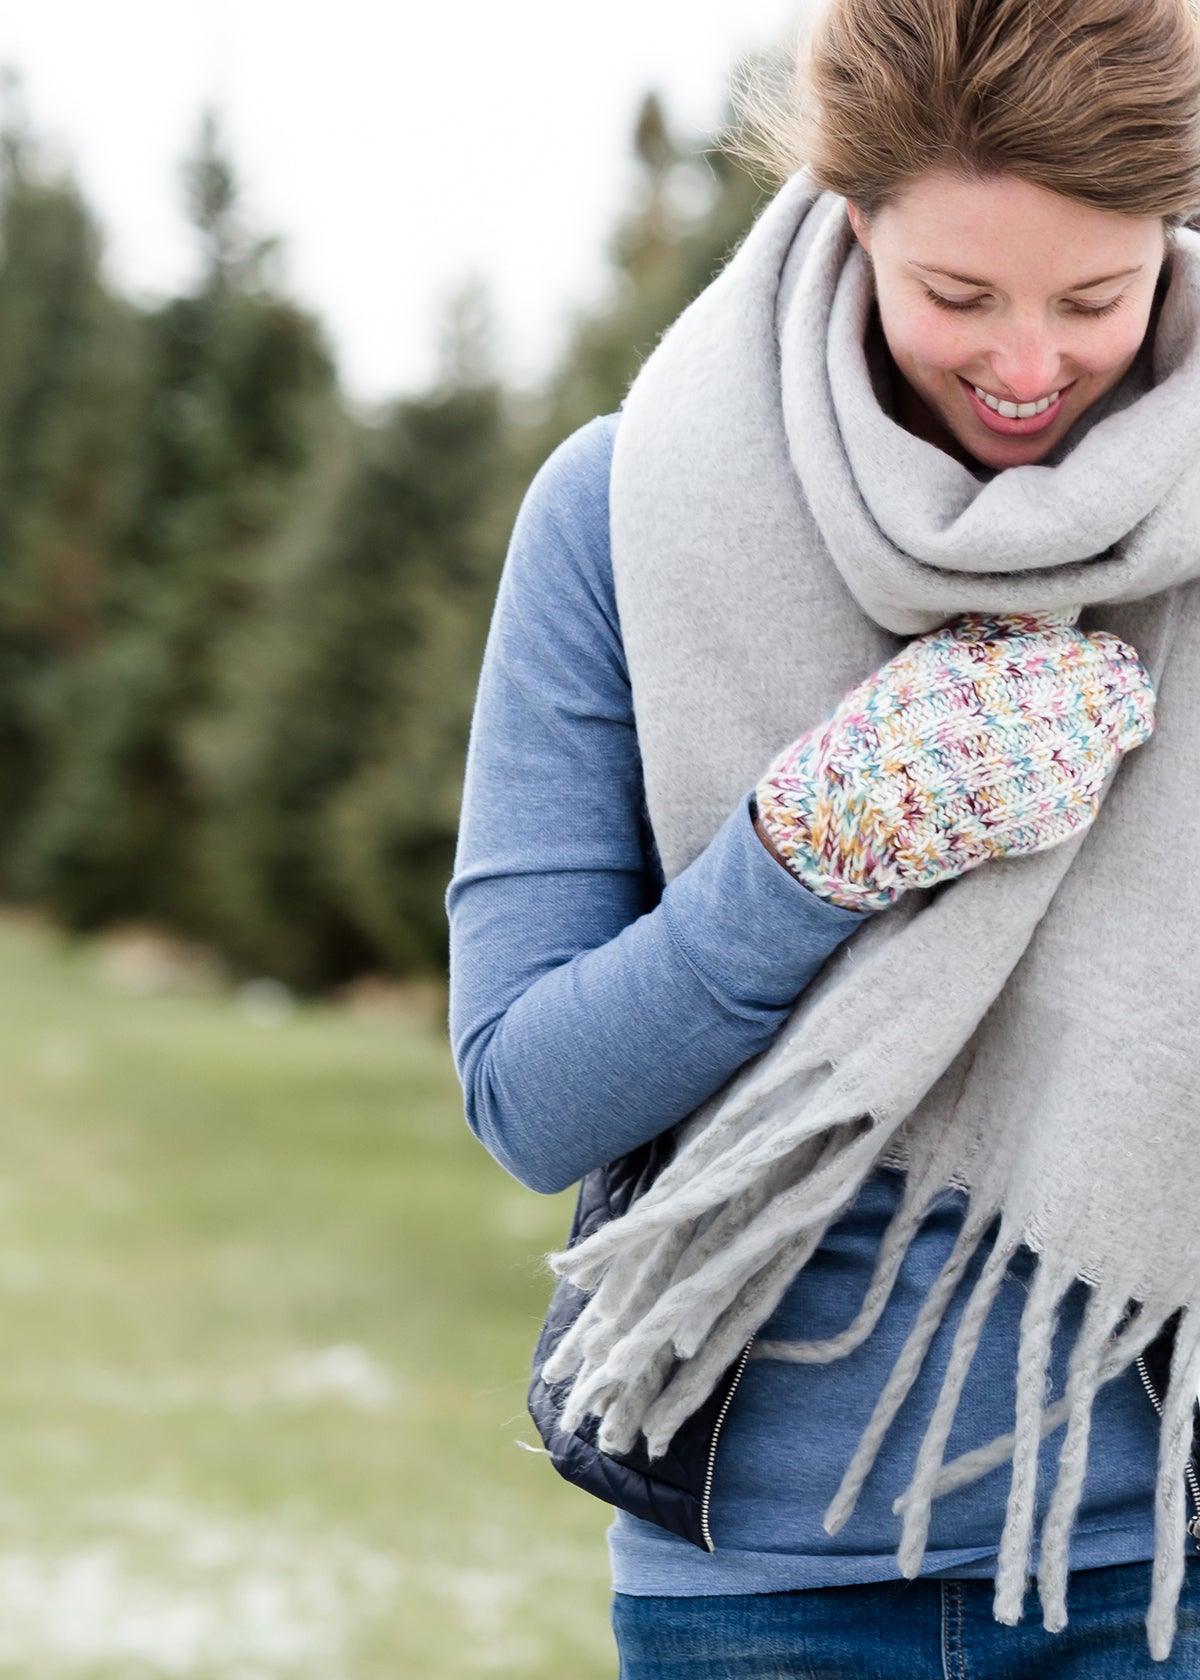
[0,92,768,990]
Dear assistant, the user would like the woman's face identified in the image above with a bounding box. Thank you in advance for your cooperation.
[847,172,1167,470]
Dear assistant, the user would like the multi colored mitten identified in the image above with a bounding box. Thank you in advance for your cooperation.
[754,610,1156,912]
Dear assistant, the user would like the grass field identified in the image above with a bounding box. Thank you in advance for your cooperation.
[0,913,615,1678]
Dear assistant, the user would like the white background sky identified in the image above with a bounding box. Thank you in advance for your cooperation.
[0,1,806,406]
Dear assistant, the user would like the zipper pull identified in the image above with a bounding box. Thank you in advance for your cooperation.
[1188,1515,1200,1549]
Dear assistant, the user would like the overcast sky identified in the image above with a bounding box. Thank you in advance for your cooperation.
[0,1,806,405]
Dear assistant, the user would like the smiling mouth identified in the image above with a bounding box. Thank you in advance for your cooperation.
[959,377,1072,436]
[971,385,1060,418]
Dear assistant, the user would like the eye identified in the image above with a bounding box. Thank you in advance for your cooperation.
[922,287,986,312]
[1066,296,1125,318]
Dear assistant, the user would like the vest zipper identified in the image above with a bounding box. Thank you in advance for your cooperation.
[1136,1351,1200,1548]
[700,1335,756,1553]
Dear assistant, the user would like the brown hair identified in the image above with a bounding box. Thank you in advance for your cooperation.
[737,0,1200,221]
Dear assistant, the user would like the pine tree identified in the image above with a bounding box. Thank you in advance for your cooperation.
[0,78,143,892]
[0,83,770,987]
[12,111,338,933]
[188,285,517,983]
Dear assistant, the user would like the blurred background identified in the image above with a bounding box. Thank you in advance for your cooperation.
[0,2,801,1675]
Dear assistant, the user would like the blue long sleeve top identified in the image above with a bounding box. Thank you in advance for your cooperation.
[447,412,1163,1596]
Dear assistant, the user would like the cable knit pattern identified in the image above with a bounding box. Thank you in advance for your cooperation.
[755,610,1156,912]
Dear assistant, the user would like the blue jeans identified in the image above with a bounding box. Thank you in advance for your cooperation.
[612,1560,1200,1677]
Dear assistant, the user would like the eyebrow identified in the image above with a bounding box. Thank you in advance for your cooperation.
[914,263,1145,291]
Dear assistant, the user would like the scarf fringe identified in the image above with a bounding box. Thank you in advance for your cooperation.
[1147,1307,1200,1660]
[895,1229,1018,1576]
[550,1069,849,1293]
[823,1196,999,1535]
[823,1227,1195,1655]
[637,1216,839,1458]
[1036,1279,1130,1632]
[992,1257,1076,1624]
[555,1218,702,1381]
[550,1123,1198,1660]
[547,1115,890,1439]
[754,1166,933,1366]
[900,1298,1167,1508]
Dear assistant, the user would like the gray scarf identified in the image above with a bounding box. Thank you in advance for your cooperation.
[542,178,1200,1657]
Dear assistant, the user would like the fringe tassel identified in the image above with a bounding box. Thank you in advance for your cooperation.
[670,1128,855,1361]
[895,1228,1017,1576]
[549,1067,843,1289]
[592,1210,841,1454]
[993,1258,1075,1625]
[563,1195,831,1446]
[1147,1307,1200,1661]
[637,1214,840,1457]
[544,1227,674,1383]
[823,1199,997,1536]
[1036,1280,1130,1632]
[668,1061,836,1187]
[756,1168,932,1365]
[592,1342,677,1456]
[550,1059,884,1297]
[667,1125,889,1358]
[906,1296,1164,1506]
[555,1118,896,1449]
[542,1217,701,1384]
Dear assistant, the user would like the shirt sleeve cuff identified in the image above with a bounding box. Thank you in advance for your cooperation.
[659,789,871,1010]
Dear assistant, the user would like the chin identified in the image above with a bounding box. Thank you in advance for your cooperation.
[957,427,1061,469]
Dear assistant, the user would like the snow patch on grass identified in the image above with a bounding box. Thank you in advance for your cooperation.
[404,1523,616,1673]
[69,1345,401,1415]
[0,1496,399,1676]
[0,1499,604,1677]
[246,1344,397,1412]
[413,1561,549,1672]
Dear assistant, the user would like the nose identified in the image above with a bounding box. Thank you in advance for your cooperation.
[983,321,1064,402]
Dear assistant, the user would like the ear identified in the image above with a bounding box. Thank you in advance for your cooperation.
[846,202,872,253]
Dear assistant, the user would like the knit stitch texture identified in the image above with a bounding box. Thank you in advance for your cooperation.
[755,610,1156,911]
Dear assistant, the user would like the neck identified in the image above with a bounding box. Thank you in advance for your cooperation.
[892,368,981,468]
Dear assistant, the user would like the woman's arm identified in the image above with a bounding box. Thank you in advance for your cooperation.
[446,415,865,1194]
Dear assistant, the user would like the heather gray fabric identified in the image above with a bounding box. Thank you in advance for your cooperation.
[542,179,1200,1659]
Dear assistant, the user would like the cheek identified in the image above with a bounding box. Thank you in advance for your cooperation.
[872,278,977,375]
[881,303,978,376]
[1067,316,1150,376]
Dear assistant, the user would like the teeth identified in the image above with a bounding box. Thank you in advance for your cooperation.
[973,386,1060,417]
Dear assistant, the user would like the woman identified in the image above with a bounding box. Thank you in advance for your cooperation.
[447,0,1200,1673]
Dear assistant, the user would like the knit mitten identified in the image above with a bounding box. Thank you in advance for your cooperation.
[754,610,1156,912]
